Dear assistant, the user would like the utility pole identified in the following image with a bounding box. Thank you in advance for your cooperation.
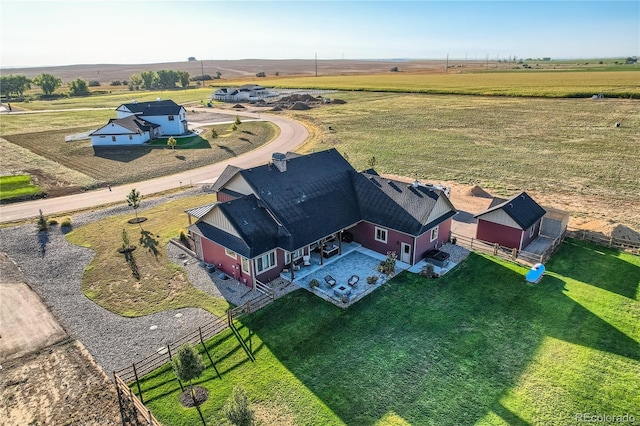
[445,54,449,74]
[200,60,205,87]
[315,52,318,77]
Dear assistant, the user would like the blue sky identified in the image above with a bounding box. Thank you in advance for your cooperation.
[1,1,638,67]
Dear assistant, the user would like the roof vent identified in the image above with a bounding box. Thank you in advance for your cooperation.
[509,203,513,208]
[521,194,525,199]
[272,152,287,172]
[132,100,137,104]
[243,220,249,225]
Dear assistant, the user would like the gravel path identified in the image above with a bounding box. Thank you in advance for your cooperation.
[0,188,218,375]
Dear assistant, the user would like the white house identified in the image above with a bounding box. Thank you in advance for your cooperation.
[212,84,277,102]
[91,99,188,146]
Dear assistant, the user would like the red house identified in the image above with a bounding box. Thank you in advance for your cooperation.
[187,149,457,288]
[474,192,546,250]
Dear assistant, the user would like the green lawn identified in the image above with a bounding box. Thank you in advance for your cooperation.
[135,239,639,425]
[0,174,43,200]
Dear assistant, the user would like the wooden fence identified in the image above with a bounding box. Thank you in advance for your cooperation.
[113,290,274,425]
[566,227,640,254]
[450,232,565,266]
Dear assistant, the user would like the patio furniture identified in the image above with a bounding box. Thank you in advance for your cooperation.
[333,284,352,298]
[302,255,311,266]
[347,275,359,287]
[323,244,339,258]
[324,275,337,287]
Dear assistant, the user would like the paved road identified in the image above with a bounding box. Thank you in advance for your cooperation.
[0,109,308,223]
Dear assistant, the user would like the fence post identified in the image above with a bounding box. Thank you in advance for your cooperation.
[128,387,140,425]
[493,243,498,256]
[470,238,474,250]
[132,363,144,405]
[511,248,517,260]
[246,300,251,315]
[114,372,127,426]
[148,409,154,426]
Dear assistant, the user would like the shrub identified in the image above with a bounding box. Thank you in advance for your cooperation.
[231,123,238,131]
[47,218,58,226]
[309,278,320,288]
[211,128,218,138]
[110,80,122,86]
[256,71,266,77]
[88,80,100,87]
[223,386,255,426]
[234,115,241,125]
[179,229,187,242]
[377,251,397,276]
[60,217,72,228]
[390,66,399,72]
[36,209,48,231]
[366,275,379,284]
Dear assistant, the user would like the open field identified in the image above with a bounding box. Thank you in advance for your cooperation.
[286,92,640,230]
[134,240,639,425]
[220,70,640,98]
[3,121,276,187]
[65,194,230,317]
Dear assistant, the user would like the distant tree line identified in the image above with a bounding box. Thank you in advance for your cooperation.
[128,69,191,91]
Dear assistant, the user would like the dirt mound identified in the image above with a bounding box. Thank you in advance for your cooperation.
[612,224,640,243]
[468,185,493,198]
[332,99,347,104]
[271,106,282,111]
[290,102,311,110]
[279,94,319,103]
[232,104,245,109]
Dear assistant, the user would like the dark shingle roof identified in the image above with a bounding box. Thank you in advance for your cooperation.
[239,149,362,250]
[475,191,546,230]
[118,100,183,117]
[355,173,455,235]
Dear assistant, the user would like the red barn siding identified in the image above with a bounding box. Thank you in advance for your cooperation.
[414,219,452,263]
[349,222,415,263]
[476,219,523,249]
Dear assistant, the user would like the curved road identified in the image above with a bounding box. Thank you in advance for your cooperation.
[0,109,308,223]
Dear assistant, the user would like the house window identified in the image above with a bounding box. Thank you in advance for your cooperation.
[168,115,175,121]
[241,257,250,274]
[100,136,105,138]
[225,248,236,259]
[129,134,133,140]
[375,227,387,243]
[255,251,276,274]
[112,136,116,142]
[529,226,535,238]
[430,226,439,242]
[285,249,303,265]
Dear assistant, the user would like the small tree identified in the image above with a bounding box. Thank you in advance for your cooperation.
[223,386,255,426]
[37,209,48,231]
[211,128,218,138]
[234,115,241,125]
[167,136,177,150]
[256,71,266,77]
[126,188,141,219]
[231,123,238,131]
[172,344,206,409]
[69,78,91,96]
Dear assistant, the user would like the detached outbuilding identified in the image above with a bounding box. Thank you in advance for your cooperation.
[474,191,546,250]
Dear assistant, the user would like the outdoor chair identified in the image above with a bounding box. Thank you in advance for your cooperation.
[324,275,337,287]
[348,275,359,287]
[303,255,311,266]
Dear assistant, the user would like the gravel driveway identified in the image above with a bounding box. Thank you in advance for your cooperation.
[0,189,217,375]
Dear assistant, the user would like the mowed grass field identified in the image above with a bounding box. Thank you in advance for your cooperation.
[288,92,640,226]
[135,240,639,425]
[65,194,230,317]
[0,175,43,200]
[3,121,277,185]
[222,70,640,98]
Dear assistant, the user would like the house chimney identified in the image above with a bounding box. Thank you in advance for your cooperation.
[272,152,287,172]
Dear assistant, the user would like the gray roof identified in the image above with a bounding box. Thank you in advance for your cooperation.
[90,115,158,135]
[185,203,216,220]
[475,191,546,230]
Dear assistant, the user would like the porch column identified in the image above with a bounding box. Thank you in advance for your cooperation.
[290,257,295,281]
[319,243,324,265]
[338,231,342,255]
